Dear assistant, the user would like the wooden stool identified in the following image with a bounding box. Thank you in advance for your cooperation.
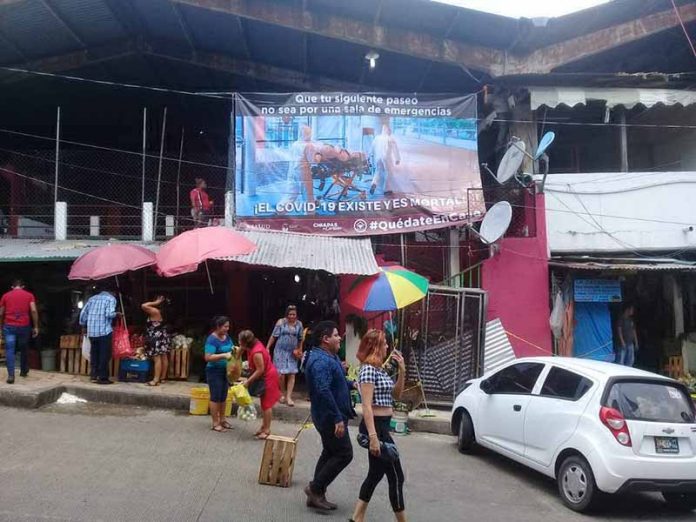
[258,414,311,488]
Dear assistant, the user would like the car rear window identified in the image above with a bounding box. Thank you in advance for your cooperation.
[605,381,695,424]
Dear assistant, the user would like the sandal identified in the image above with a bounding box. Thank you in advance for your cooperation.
[255,431,270,440]
[287,400,295,407]
[221,421,233,430]
[211,425,225,433]
[279,397,287,404]
[147,381,160,387]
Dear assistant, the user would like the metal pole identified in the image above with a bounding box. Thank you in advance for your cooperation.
[175,127,185,233]
[54,106,61,202]
[154,107,168,235]
[618,108,629,172]
[141,108,147,208]
[230,97,237,226]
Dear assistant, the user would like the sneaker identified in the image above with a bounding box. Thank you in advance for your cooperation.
[19,372,28,378]
[6,376,15,384]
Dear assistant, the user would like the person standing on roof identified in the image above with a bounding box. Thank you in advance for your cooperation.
[190,178,213,228]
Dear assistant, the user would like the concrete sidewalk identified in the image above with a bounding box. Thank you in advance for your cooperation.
[0,368,452,435]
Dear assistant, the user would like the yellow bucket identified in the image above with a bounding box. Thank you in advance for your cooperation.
[190,387,210,415]
[224,391,234,417]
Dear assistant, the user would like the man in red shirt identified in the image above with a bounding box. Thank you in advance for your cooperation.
[0,279,39,384]
[190,178,213,228]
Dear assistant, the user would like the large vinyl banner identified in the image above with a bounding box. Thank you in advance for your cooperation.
[233,93,483,235]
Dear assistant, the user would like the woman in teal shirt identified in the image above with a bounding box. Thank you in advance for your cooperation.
[205,316,234,432]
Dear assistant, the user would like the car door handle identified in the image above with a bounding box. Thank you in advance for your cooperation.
[513,405,522,412]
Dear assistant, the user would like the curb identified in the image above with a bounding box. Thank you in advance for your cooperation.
[0,383,453,436]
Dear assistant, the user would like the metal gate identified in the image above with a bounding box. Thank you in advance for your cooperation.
[403,286,487,403]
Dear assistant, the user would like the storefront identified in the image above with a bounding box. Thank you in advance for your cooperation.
[550,257,696,381]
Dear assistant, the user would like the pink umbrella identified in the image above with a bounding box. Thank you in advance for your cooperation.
[68,244,157,281]
[156,227,256,292]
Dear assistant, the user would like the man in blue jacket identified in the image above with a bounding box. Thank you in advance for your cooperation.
[304,320,356,511]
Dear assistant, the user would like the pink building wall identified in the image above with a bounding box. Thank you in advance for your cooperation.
[481,193,552,357]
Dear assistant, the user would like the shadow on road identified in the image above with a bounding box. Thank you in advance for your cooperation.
[460,444,695,520]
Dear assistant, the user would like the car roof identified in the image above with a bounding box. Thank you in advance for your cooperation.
[510,356,673,382]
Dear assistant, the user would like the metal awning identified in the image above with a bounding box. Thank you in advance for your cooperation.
[483,318,516,374]
[0,232,379,275]
[549,258,696,272]
[220,230,379,275]
[530,87,696,110]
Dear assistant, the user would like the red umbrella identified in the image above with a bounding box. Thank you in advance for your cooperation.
[156,227,256,291]
[68,244,156,281]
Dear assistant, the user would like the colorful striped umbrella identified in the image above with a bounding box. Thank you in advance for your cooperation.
[344,265,428,312]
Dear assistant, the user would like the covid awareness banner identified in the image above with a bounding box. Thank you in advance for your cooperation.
[232,93,484,235]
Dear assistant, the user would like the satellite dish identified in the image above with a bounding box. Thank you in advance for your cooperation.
[479,201,513,245]
[534,131,555,161]
[496,142,526,183]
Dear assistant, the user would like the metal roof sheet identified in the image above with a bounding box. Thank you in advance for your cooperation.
[0,231,379,275]
[220,230,379,275]
[483,318,516,374]
[549,260,696,272]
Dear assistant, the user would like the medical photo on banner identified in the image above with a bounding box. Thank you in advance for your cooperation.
[232,93,484,235]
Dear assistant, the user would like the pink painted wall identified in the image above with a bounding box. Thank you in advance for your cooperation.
[482,193,552,357]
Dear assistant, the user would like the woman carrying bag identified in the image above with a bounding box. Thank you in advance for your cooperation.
[267,305,303,406]
[238,330,282,440]
[350,329,408,522]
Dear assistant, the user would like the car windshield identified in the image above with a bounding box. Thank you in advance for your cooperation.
[605,381,695,424]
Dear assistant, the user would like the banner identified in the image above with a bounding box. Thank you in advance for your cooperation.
[233,93,483,235]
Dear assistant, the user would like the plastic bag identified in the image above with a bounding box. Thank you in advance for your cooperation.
[227,347,242,382]
[549,292,565,339]
[237,404,257,421]
[81,335,91,362]
[112,318,134,359]
[230,383,252,406]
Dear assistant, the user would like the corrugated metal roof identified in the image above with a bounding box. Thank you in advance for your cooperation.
[221,230,379,275]
[0,232,379,275]
[549,260,696,272]
[0,239,157,262]
[530,87,696,110]
[483,318,516,374]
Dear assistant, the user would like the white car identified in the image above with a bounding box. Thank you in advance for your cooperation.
[451,357,696,513]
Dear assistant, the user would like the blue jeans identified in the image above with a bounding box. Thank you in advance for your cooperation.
[616,342,635,367]
[3,325,31,377]
[90,334,112,381]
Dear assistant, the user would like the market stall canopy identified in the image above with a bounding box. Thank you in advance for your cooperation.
[68,244,157,280]
[529,87,696,110]
[218,230,380,276]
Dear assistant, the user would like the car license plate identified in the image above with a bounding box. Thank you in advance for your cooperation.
[654,437,679,454]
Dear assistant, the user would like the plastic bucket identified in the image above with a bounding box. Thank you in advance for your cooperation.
[224,392,234,417]
[390,411,409,435]
[190,387,210,415]
[40,349,57,372]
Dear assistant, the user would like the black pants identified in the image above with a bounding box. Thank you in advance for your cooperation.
[90,334,112,381]
[310,423,353,495]
[359,417,406,513]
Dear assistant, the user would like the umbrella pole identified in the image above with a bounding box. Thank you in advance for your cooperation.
[115,275,127,330]
[205,260,214,295]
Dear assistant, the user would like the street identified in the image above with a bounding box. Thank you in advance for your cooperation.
[0,403,692,522]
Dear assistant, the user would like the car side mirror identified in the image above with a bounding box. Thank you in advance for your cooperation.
[480,379,492,394]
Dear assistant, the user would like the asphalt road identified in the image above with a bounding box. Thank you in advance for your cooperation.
[0,401,692,522]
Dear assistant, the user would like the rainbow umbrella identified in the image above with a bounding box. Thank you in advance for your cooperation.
[344,266,428,312]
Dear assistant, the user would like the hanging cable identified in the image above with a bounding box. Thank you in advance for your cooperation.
[671,0,696,58]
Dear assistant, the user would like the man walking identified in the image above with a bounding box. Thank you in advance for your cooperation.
[79,285,117,384]
[616,304,639,367]
[304,321,356,511]
[0,279,39,384]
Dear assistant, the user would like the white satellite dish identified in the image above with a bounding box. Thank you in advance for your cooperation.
[496,141,526,183]
[534,131,555,161]
[479,201,513,245]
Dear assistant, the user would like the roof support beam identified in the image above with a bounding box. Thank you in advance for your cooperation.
[148,50,366,91]
[171,0,500,76]
[171,2,198,58]
[38,0,86,48]
[506,3,696,75]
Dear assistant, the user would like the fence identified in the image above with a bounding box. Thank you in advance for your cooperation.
[468,184,537,238]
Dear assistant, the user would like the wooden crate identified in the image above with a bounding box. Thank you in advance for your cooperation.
[60,335,82,350]
[167,347,190,380]
[665,356,684,379]
[258,435,298,488]
[78,355,119,379]
[60,347,82,374]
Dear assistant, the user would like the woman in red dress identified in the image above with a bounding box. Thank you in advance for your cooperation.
[238,330,282,440]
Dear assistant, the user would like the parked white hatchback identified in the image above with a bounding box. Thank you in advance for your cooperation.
[451,357,696,513]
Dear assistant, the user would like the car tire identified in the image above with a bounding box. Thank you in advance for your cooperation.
[662,492,696,512]
[457,411,475,453]
[557,455,601,513]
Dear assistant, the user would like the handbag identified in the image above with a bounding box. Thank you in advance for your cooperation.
[356,433,400,463]
[112,317,134,359]
[81,335,91,362]
[292,326,306,360]
[248,378,266,397]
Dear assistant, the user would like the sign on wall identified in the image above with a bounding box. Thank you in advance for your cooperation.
[232,92,483,235]
[574,279,622,303]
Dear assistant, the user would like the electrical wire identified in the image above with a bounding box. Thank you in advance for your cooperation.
[671,0,696,59]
